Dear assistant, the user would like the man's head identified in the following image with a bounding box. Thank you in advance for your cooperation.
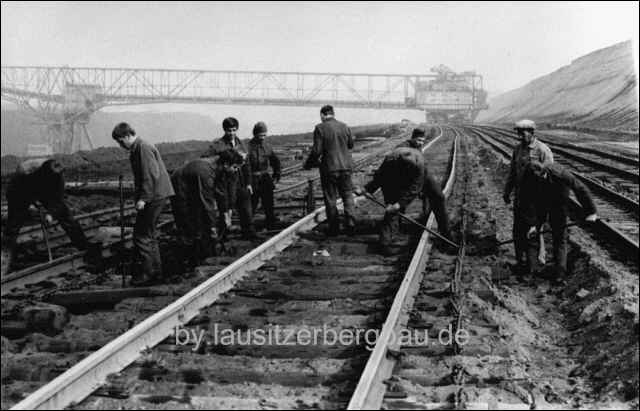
[514,119,536,146]
[253,121,268,140]
[218,149,244,172]
[410,127,426,149]
[526,160,547,181]
[320,105,334,122]
[112,122,137,150]
[222,117,239,139]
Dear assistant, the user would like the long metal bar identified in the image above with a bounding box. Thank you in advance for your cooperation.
[10,195,363,410]
[348,126,457,410]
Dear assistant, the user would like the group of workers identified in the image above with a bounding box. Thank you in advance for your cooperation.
[1,107,597,287]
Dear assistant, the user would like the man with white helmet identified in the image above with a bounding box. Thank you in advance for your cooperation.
[503,119,554,277]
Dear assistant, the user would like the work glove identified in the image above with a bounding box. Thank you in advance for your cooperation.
[503,193,511,205]
[135,200,146,211]
[44,214,54,225]
[526,226,537,240]
[386,203,401,213]
[354,186,365,196]
[247,185,253,195]
[585,213,598,223]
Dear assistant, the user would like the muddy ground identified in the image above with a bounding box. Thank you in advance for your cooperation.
[454,134,638,408]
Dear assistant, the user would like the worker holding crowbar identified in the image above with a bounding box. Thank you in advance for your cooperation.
[519,160,598,284]
[354,147,455,256]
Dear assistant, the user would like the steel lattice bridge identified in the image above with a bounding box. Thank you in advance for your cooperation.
[1,65,487,153]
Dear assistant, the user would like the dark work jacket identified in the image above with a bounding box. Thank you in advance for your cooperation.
[520,163,597,227]
[129,138,175,202]
[6,159,65,208]
[504,139,554,205]
[203,136,252,191]
[364,147,425,209]
[171,158,226,222]
[248,138,282,180]
[305,118,354,173]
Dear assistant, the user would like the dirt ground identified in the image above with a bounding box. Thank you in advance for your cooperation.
[463,136,639,408]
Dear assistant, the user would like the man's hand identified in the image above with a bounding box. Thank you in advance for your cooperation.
[526,226,537,239]
[224,210,232,228]
[136,200,146,211]
[354,186,365,196]
[210,227,218,239]
[585,213,598,223]
[386,203,401,213]
[247,185,253,195]
[503,193,511,204]
[44,214,54,225]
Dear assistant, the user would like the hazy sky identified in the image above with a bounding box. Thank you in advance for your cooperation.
[1,1,638,94]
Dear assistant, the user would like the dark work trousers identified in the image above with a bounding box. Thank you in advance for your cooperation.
[2,199,88,274]
[320,170,355,233]
[133,199,166,280]
[170,196,214,264]
[251,173,276,227]
[513,205,539,273]
[421,173,450,237]
[549,207,569,275]
[380,206,404,247]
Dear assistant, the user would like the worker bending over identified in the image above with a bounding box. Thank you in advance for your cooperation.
[171,150,244,266]
[520,161,597,283]
[112,122,174,286]
[356,147,451,256]
[2,158,90,276]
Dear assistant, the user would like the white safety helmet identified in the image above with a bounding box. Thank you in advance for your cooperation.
[514,119,536,131]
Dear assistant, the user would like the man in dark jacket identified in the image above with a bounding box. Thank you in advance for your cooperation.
[520,161,598,280]
[357,147,451,255]
[503,120,554,275]
[171,150,243,266]
[248,122,282,230]
[203,117,257,240]
[112,122,175,286]
[1,158,89,276]
[303,105,355,235]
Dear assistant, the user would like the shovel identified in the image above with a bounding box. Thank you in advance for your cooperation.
[363,193,460,249]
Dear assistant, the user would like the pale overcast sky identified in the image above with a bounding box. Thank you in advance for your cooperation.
[1,1,638,94]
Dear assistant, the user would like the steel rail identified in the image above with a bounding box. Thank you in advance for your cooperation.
[9,125,433,410]
[2,131,403,289]
[480,124,639,168]
[347,126,457,410]
[9,175,383,410]
[467,126,639,213]
[469,127,639,261]
[478,125,639,183]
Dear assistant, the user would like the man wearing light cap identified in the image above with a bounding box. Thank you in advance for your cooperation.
[503,119,554,277]
[248,122,281,230]
[203,117,257,240]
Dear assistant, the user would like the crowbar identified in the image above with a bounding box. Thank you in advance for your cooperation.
[363,193,460,249]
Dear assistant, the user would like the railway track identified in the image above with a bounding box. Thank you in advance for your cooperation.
[467,126,639,261]
[2,135,391,278]
[355,128,541,409]
[477,125,639,201]
[4,127,455,410]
